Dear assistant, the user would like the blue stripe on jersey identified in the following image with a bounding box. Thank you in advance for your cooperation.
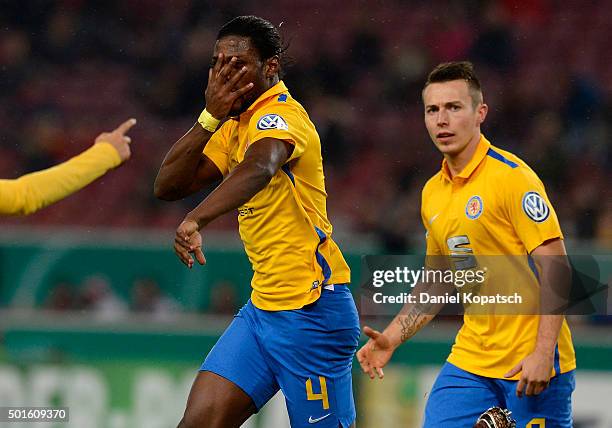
[282,166,332,284]
[527,254,540,281]
[278,94,288,102]
[487,148,519,168]
[314,226,332,284]
[281,164,295,185]
[530,256,562,376]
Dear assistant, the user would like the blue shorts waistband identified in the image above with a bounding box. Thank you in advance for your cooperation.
[323,283,348,292]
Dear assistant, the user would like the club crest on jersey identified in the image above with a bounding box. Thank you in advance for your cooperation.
[465,195,483,219]
[522,191,549,222]
[256,114,288,131]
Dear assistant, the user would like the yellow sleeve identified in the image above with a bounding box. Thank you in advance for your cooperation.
[504,166,563,253]
[0,142,121,216]
[247,103,307,162]
[203,123,230,176]
[421,187,443,256]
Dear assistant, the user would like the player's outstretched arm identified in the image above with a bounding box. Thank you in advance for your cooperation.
[358,278,452,380]
[173,137,293,268]
[154,53,254,200]
[358,302,435,380]
[0,118,136,216]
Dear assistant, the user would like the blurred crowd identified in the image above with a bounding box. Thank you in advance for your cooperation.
[1,0,610,252]
[45,275,240,317]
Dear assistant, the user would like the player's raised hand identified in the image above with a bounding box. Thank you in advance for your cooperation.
[204,52,254,119]
[94,118,137,163]
[175,219,206,269]
[357,326,395,380]
[503,350,553,397]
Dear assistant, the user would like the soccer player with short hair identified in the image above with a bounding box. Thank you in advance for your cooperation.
[357,61,575,427]
[0,118,136,215]
[155,16,359,428]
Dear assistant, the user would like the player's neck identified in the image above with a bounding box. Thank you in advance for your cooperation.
[237,76,281,117]
[265,76,280,91]
[444,133,481,178]
[253,76,280,104]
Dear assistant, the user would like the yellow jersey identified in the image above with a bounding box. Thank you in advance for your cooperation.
[421,135,576,379]
[203,81,350,311]
[0,142,121,216]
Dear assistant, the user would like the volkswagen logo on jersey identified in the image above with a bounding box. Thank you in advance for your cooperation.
[465,195,483,219]
[257,114,289,131]
[522,191,549,222]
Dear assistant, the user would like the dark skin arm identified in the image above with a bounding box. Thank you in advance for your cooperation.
[174,138,294,268]
[154,53,254,200]
[153,125,223,200]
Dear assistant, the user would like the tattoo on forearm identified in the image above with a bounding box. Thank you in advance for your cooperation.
[397,305,432,343]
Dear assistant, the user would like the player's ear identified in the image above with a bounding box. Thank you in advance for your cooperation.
[265,56,280,78]
[476,103,488,125]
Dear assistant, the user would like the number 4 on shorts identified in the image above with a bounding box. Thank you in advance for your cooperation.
[305,376,330,410]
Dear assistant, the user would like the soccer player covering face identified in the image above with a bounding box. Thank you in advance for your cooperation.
[357,62,575,427]
[155,16,359,428]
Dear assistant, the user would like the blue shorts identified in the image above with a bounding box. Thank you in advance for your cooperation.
[424,362,575,428]
[201,285,360,428]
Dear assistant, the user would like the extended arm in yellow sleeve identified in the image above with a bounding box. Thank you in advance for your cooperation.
[0,118,136,216]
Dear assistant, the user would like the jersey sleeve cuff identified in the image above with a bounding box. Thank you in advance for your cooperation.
[526,232,564,254]
[91,142,122,168]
